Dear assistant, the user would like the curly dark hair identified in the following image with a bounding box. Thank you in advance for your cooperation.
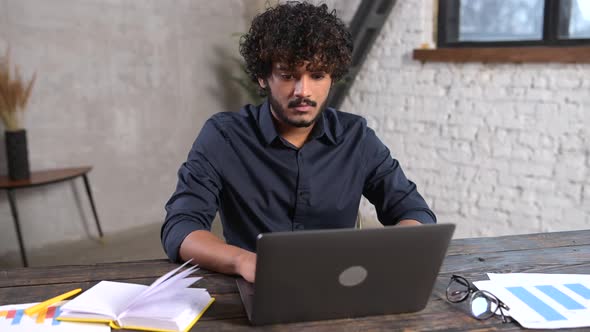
[239,1,353,95]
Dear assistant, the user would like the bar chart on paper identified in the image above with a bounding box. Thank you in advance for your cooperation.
[474,273,590,329]
[0,302,108,332]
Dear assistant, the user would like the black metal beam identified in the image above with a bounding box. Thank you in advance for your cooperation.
[327,0,397,109]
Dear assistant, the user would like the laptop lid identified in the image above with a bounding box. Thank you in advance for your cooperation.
[239,223,455,325]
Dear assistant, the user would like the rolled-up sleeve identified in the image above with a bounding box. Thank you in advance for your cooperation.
[161,119,224,262]
[362,127,436,225]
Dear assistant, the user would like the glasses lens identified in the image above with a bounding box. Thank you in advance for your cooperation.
[470,291,498,320]
[447,277,470,302]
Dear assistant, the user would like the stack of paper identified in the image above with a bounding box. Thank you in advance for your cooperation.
[474,273,590,329]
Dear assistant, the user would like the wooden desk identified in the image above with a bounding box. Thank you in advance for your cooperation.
[1,229,589,331]
[0,167,104,267]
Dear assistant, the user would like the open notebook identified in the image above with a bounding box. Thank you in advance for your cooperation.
[57,261,214,332]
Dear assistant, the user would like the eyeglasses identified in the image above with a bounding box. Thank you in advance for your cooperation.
[446,275,510,323]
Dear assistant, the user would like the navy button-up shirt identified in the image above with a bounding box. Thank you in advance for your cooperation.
[161,101,436,262]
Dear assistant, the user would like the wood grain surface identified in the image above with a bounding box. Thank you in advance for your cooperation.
[1,229,588,331]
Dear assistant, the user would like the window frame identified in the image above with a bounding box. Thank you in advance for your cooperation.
[437,0,590,48]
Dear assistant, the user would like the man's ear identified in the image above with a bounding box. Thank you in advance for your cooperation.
[257,77,266,89]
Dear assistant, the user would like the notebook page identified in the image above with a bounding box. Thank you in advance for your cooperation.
[60,281,146,318]
[121,264,200,312]
[141,260,193,293]
[121,260,194,311]
[119,288,211,321]
[141,265,199,298]
[124,276,202,312]
[137,273,201,301]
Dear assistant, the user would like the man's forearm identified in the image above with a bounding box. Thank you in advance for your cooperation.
[179,230,256,281]
[397,219,423,226]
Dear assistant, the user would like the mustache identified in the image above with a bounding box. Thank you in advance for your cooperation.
[288,97,317,108]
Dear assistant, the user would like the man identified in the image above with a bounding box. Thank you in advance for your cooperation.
[161,1,436,283]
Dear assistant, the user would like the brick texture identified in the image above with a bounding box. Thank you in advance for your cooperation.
[350,0,590,238]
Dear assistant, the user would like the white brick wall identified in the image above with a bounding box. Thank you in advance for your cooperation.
[351,0,590,238]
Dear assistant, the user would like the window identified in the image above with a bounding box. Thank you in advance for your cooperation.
[438,0,590,47]
[560,0,590,39]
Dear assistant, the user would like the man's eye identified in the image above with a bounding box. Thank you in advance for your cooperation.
[280,74,293,80]
[312,73,326,80]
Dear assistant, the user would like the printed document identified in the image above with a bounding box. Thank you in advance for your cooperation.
[0,301,108,332]
[474,273,590,329]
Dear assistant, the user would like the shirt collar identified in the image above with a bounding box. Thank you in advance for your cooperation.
[258,99,341,145]
[316,107,342,145]
[259,100,280,145]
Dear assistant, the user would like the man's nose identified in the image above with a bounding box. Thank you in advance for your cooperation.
[294,76,311,97]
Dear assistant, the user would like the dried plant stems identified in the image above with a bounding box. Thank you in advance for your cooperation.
[0,48,36,131]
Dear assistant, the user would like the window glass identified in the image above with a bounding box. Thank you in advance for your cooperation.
[560,0,590,39]
[458,0,545,41]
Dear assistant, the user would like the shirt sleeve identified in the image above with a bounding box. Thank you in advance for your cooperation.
[362,126,436,225]
[161,119,224,262]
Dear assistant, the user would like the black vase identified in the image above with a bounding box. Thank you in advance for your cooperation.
[5,129,31,180]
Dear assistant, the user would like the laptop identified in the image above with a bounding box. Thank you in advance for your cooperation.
[236,223,455,325]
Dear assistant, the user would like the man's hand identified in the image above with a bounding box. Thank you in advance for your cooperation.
[235,251,257,283]
[179,230,258,282]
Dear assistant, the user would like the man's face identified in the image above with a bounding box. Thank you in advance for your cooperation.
[259,61,332,128]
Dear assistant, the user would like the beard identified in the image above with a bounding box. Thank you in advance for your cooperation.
[268,92,327,128]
